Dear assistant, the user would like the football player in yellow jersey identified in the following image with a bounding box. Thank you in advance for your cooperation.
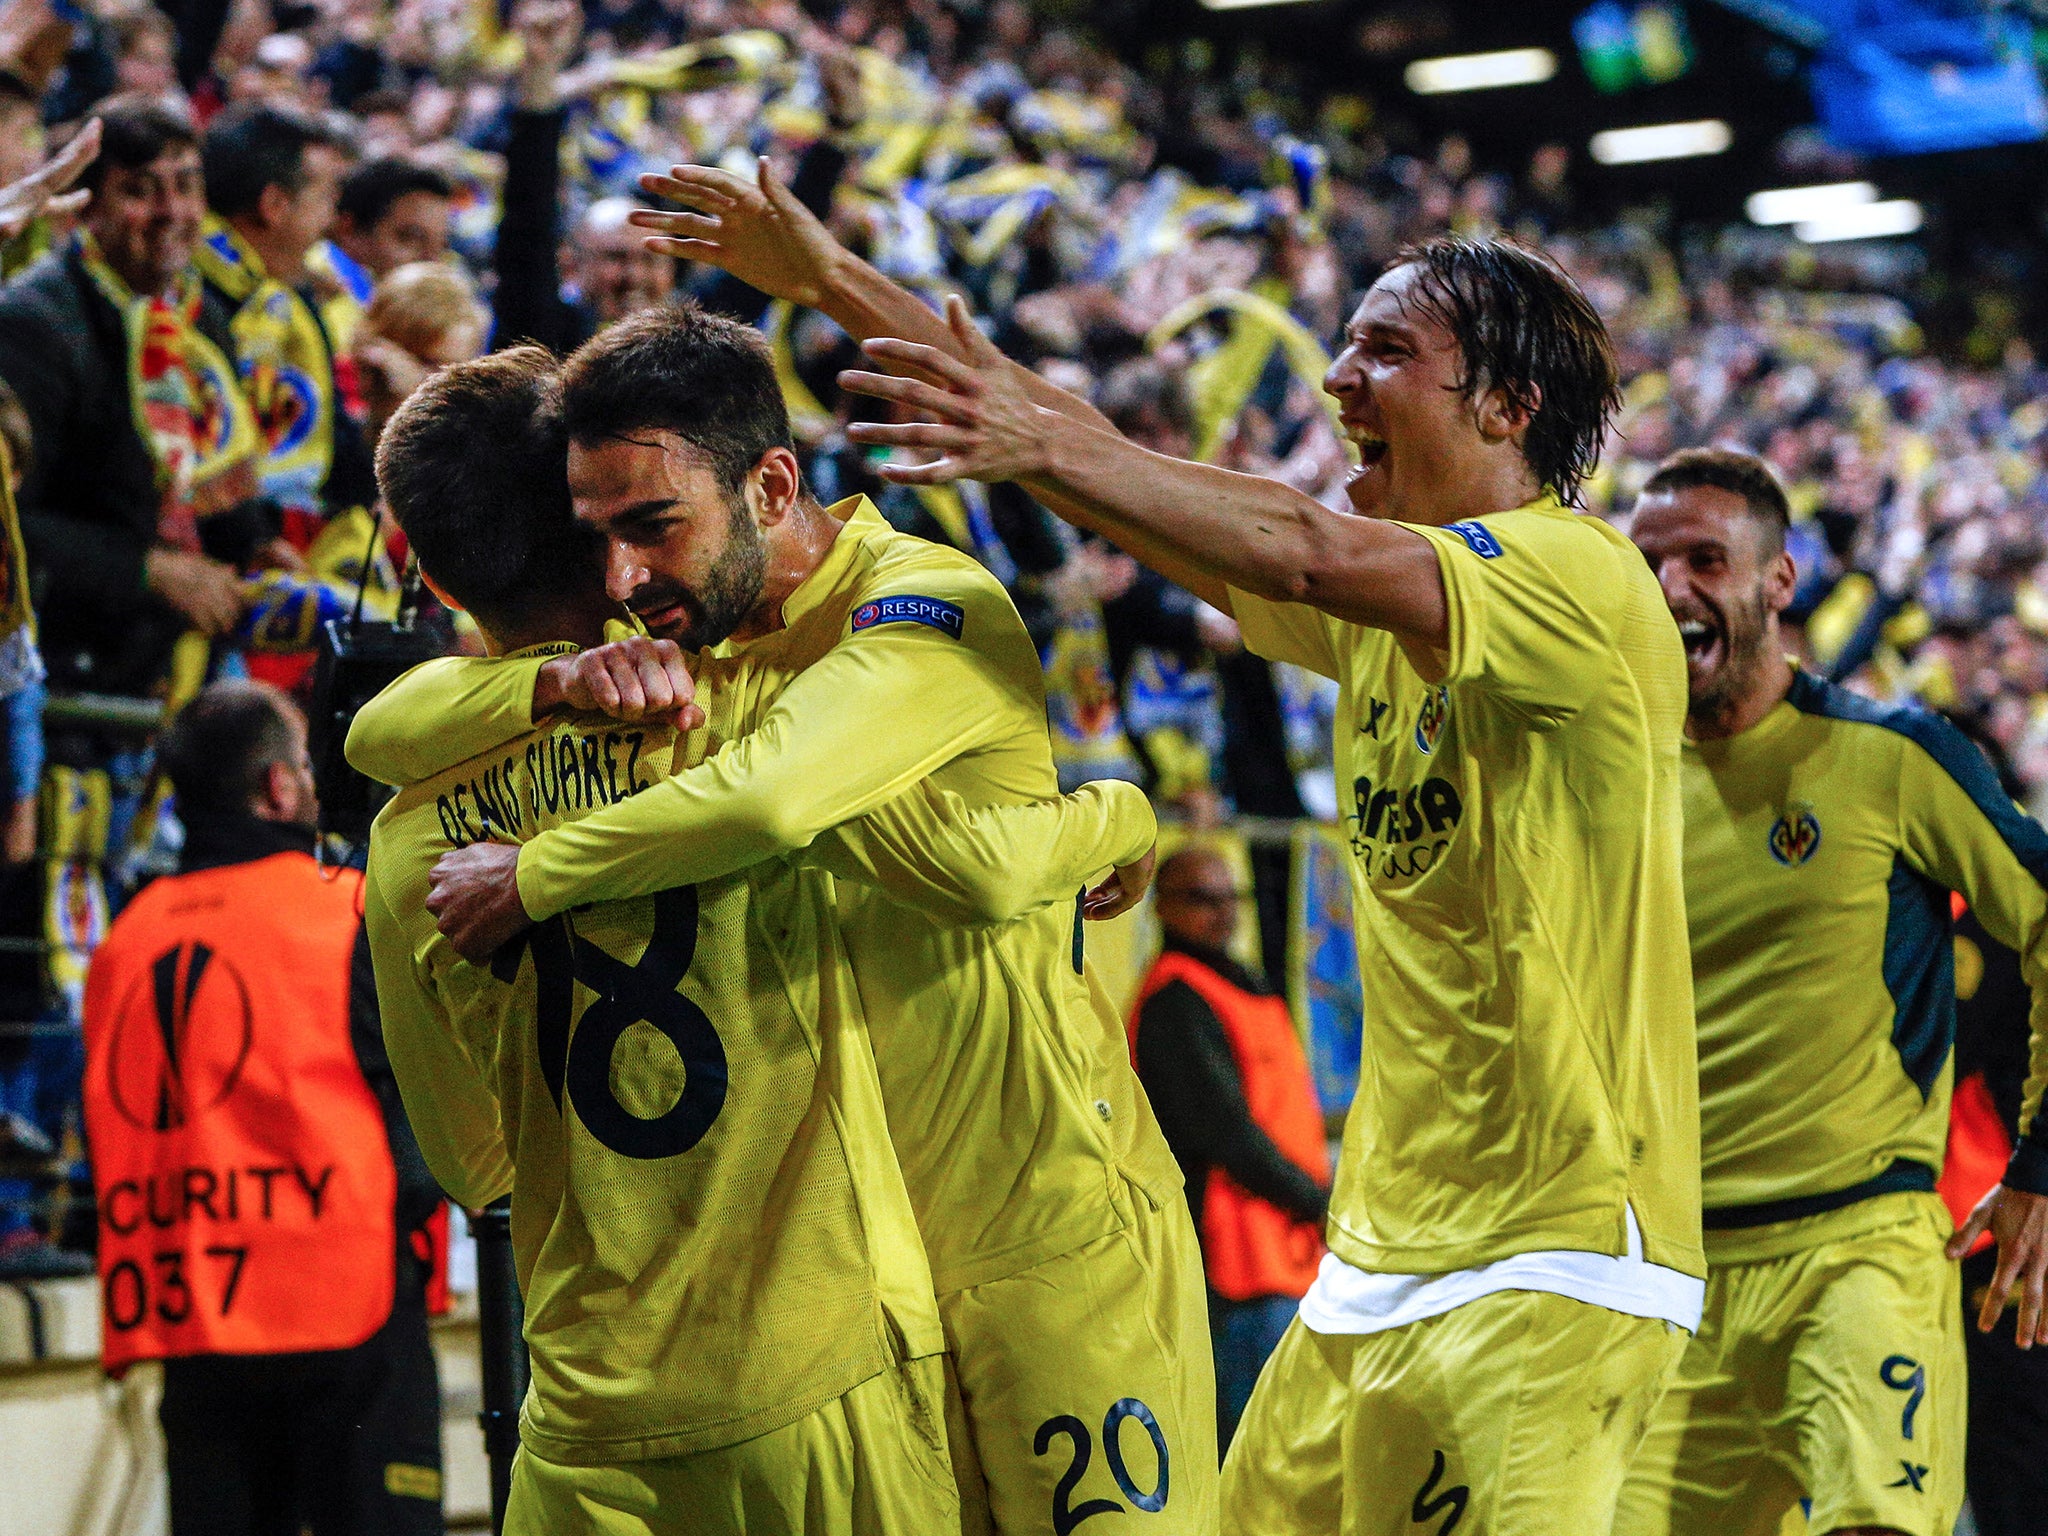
[669,168,1702,1534]
[360,349,1158,1535]
[1618,447,2048,1536]
[359,307,1217,1536]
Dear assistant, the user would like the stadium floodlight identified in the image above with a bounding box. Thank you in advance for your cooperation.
[1745,181,1879,226]
[1405,48,1559,95]
[1794,198,1924,243]
[1588,119,1733,164]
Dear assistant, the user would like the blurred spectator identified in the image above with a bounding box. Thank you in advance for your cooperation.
[352,260,488,440]
[315,155,454,351]
[82,681,443,1535]
[1131,845,1329,1453]
[198,99,374,543]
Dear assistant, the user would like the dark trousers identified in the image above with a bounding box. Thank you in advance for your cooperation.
[1208,1290,1298,1457]
[160,1256,444,1536]
[1962,1245,2048,1536]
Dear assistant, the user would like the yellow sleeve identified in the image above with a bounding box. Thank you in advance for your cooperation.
[363,860,515,1207]
[1226,588,1341,680]
[346,656,549,787]
[515,569,1034,920]
[1894,721,2048,1192]
[1408,513,1623,727]
[805,779,1156,924]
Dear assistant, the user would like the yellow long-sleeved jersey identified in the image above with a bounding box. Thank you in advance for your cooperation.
[363,652,1153,1464]
[1684,668,2048,1259]
[1227,497,1704,1279]
[349,497,1182,1294]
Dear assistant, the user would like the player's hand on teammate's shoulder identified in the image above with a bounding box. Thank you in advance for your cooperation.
[427,842,533,963]
[1082,843,1156,922]
[1949,1182,2048,1347]
[535,637,704,731]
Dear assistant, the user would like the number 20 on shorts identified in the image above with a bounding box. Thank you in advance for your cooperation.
[1034,1397,1170,1534]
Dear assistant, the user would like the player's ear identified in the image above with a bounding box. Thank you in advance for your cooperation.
[417,566,465,613]
[748,446,803,527]
[1475,379,1538,446]
[1764,541,1798,614]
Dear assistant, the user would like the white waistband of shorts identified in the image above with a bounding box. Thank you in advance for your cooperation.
[1297,1207,1705,1337]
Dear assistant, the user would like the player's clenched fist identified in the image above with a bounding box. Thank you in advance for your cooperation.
[534,637,705,731]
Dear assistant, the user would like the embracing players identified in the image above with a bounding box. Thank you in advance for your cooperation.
[360,346,1160,1533]
[632,162,1707,1533]
[1620,447,2048,1536]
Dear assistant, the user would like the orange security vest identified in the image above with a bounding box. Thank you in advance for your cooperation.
[83,851,395,1370]
[1134,950,1328,1301]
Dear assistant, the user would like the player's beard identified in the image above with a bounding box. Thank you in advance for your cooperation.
[633,493,768,651]
[1686,579,1773,732]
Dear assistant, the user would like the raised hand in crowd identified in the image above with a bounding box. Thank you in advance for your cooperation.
[511,0,582,111]
[0,116,97,243]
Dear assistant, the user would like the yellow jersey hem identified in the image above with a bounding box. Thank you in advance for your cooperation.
[517,1350,898,1466]
[1329,1211,1705,1281]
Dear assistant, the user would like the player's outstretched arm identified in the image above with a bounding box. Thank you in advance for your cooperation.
[425,570,1049,960]
[840,297,1449,657]
[809,778,1157,926]
[346,640,700,788]
[631,158,1118,437]
[632,164,1256,608]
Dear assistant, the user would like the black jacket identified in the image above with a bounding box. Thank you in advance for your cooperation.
[0,247,267,701]
[1133,937,1329,1242]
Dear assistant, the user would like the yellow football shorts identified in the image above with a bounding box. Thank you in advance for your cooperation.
[940,1177,1219,1536]
[1613,1191,1963,1536]
[501,1353,958,1536]
[1220,1286,1686,1536]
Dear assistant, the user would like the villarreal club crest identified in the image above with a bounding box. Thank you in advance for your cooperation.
[1768,804,1822,867]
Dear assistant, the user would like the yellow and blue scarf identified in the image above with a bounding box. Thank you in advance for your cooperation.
[193,217,336,518]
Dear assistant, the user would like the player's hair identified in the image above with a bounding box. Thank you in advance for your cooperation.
[202,99,355,220]
[374,346,593,630]
[337,156,452,232]
[78,94,199,195]
[159,681,302,821]
[1640,447,1792,556]
[1388,235,1621,504]
[561,301,794,496]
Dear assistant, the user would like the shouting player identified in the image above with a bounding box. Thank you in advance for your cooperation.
[353,307,1217,1536]
[1618,447,2048,1536]
[655,164,1703,1534]
[360,348,1157,1534]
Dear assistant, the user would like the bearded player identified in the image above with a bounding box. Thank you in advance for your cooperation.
[352,307,1217,1536]
[361,347,1158,1533]
[1617,447,2048,1536]
[660,162,1704,1533]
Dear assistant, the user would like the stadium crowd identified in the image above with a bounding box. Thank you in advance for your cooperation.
[2,0,2047,1523]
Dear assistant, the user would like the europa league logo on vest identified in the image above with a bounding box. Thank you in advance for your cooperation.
[1768,805,1823,868]
[106,942,255,1133]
